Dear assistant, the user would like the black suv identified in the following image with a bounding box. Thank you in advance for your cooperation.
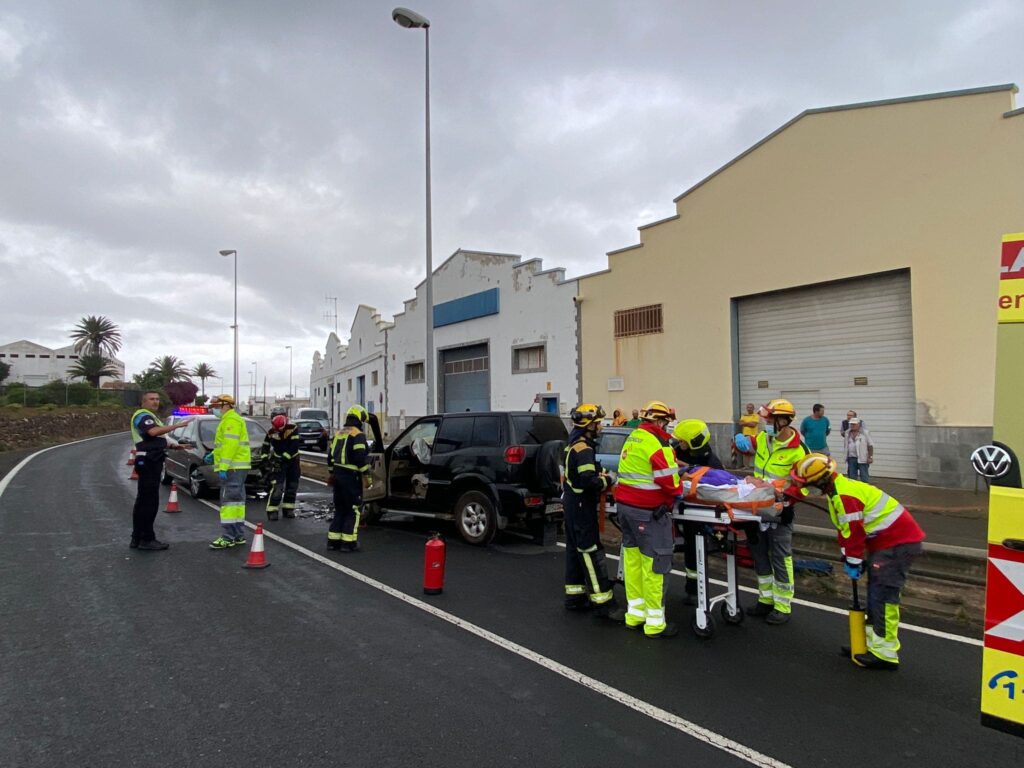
[363,411,567,545]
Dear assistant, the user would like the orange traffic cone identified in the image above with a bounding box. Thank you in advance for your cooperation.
[242,523,271,569]
[164,482,181,513]
[127,448,136,466]
[130,464,139,480]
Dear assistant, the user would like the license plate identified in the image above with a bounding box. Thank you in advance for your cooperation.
[304,439,318,445]
[544,503,563,515]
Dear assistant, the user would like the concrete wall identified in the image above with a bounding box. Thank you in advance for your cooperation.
[578,85,1023,486]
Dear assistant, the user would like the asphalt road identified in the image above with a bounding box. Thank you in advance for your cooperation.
[2,433,1022,768]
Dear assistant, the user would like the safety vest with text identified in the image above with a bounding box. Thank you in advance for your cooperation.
[615,423,681,509]
[826,475,925,564]
[754,430,807,482]
[213,409,252,472]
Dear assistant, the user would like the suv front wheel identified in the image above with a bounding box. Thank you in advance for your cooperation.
[454,490,497,545]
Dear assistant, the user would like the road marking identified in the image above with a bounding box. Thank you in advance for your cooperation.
[0,432,127,503]
[288,478,985,649]
[572,544,983,648]
[193,498,790,768]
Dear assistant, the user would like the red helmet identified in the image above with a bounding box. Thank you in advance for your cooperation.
[271,415,287,430]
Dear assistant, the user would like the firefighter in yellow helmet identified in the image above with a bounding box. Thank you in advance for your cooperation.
[791,453,925,669]
[562,403,623,622]
[615,400,682,637]
[747,398,807,624]
[672,419,725,604]
[327,405,371,552]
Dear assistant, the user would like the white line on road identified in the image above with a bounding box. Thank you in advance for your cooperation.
[0,432,128,503]
[569,544,984,648]
[195,498,791,768]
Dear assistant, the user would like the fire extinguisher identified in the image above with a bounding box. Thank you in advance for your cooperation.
[423,532,446,595]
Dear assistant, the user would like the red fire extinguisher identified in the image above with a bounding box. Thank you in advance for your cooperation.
[423,532,446,595]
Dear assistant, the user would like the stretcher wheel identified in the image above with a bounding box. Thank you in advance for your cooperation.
[691,613,715,639]
[720,602,744,625]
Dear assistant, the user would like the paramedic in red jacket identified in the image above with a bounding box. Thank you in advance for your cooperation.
[790,453,925,670]
[615,400,683,638]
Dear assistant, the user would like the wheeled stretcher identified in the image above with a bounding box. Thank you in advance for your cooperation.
[673,503,762,638]
[610,487,781,638]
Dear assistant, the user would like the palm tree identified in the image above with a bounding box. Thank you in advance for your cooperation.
[67,353,120,388]
[191,363,218,396]
[70,316,122,357]
[150,355,191,382]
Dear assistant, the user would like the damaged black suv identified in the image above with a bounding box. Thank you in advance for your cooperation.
[363,411,567,545]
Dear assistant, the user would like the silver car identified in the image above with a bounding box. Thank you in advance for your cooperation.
[162,415,267,498]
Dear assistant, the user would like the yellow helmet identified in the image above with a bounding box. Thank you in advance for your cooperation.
[346,405,369,422]
[761,398,796,418]
[570,403,605,428]
[790,453,837,485]
[641,400,675,421]
[209,394,235,407]
[673,419,711,450]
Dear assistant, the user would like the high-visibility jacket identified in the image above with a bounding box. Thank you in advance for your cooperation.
[615,422,681,509]
[213,409,251,472]
[563,431,607,496]
[826,475,925,564]
[130,408,163,448]
[754,429,807,482]
[329,427,369,474]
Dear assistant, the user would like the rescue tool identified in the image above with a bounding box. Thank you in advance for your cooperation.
[848,578,868,661]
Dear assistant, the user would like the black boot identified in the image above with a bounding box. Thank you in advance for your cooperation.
[267,511,279,521]
[593,605,626,623]
[327,540,342,551]
[853,652,899,671]
[746,601,773,617]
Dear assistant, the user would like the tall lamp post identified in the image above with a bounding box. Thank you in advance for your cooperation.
[392,6,434,415]
[251,361,258,410]
[219,249,239,405]
[285,345,293,399]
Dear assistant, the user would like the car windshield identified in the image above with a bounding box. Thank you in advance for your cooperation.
[511,415,567,445]
[300,410,330,422]
[597,431,629,457]
[198,418,267,445]
[295,421,321,431]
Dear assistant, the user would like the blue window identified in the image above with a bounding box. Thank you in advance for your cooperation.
[433,288,499,328]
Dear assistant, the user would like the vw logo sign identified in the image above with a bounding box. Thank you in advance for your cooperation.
[971,445,1013,478]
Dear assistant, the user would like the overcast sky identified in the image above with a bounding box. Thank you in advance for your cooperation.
[0,0,1020,397]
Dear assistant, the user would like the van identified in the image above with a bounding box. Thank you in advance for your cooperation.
[295,408,331,430]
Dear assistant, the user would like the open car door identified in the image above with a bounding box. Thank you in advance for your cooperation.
[363,412,387,502]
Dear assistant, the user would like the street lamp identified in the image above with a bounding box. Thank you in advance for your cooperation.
[251,361,258,406]
[219,249,239,405]
[285,345,293,398]
[392,6,434,415]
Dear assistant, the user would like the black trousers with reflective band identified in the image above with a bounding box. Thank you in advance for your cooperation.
[132,458,163,542]
[329,472,362,541]
[563,490,613,604]
[267,459,301,511]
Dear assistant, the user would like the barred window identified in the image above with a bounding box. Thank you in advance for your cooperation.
[405,361,425,383]
[614,304,663,338]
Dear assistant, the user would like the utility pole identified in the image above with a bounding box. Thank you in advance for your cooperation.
[324,296,339,335]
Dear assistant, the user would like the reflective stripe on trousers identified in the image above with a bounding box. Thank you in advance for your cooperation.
[623,547,667,635]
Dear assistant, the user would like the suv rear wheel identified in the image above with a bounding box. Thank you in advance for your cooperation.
[188,466,210,499]
[454,490,497,545]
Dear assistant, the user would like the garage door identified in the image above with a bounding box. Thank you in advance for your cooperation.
[737,271,916,479]
[440,343,490,413]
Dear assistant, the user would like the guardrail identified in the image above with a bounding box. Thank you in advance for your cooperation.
[299,450,327,465]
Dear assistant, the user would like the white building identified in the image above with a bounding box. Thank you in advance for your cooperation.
[309,306,391,429]
[308,250,580,436]
[0,340,125,386]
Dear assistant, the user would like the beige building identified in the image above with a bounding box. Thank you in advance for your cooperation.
[578,84,1023,488]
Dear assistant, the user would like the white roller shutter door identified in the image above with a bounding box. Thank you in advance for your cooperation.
[737,271,916,479]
